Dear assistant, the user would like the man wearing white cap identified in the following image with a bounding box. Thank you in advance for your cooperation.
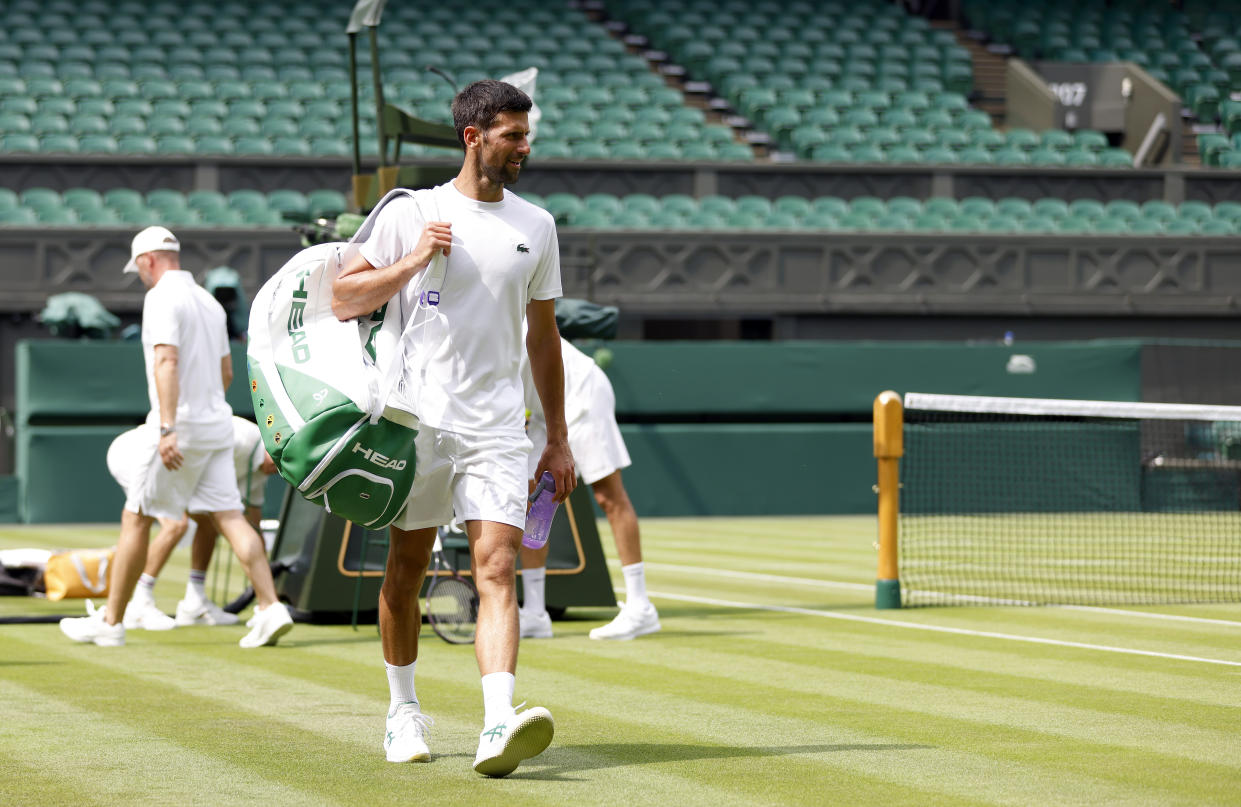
[60,226,294,648]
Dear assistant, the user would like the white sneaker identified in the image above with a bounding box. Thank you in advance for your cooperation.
[519,609,553,639]
[473,706,555,778]
[122,596,177,631]
[383,701,433,762]
[176,596,240,626]
[239,601,294,648]
[59,600,125,646]
[589,601,661,641]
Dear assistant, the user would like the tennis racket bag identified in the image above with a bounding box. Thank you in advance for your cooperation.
[247,187,443,528]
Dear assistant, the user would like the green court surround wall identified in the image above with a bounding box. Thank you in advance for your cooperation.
[15,338,1145,522]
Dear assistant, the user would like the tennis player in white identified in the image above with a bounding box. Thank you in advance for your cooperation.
[106,415,277,630]
[59,226,293,649]
[518,336,659,640]
[331,80,575,776]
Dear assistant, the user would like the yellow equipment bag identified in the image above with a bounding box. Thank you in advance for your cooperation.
[44,548,114,601]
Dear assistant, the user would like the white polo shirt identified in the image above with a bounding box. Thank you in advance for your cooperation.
[141,269,234,449]
[358,181,562,437]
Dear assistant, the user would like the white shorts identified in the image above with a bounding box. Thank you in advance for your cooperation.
[238,464,267,508]
[527,374,631,486]
[107,426,243,520]
[392,425,532,531]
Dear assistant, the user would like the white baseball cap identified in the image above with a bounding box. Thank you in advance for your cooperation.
[122,225,180,274]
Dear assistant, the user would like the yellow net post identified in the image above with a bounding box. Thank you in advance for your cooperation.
[873,390,903,609]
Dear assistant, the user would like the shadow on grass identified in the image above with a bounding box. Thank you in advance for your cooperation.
[511,741,933,779]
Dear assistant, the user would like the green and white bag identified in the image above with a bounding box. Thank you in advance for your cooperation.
[246,187,444,528]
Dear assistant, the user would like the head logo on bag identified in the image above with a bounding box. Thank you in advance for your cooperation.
[247,188,444,529]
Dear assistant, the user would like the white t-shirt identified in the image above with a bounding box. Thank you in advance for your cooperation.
[141,270,234,449]
[358,181,562,436]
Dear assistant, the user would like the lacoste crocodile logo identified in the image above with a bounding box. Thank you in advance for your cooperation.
[516,244,529,253]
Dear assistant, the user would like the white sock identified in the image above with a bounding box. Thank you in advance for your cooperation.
[481,671,515,726]
[187,570,206,602]
[522,567,546,615]
[622,562,649,609]
[385,660,418,711]
[136,573,157,600]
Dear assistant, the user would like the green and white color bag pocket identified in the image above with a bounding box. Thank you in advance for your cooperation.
[246,188,444,528]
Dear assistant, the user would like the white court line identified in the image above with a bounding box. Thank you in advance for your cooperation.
[639,589,1241,668]
[634,561,1241,629]
[638,561,872,592]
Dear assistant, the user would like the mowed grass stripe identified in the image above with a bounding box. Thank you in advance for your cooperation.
[646,604,1241,710]
[9,628,878,807]
[519,639,1240,804]
[513,648,1179,807]
[563,634,1241,769]
[4,632,499,804]
[0,678,329,806]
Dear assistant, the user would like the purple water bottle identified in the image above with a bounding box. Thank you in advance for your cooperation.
[522,471,559,550]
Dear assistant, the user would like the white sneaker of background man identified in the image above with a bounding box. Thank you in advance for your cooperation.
[122,586,177,631]
[589,599,660,641]
[177,595,239,626]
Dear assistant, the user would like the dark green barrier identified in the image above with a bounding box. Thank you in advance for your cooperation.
[16,340,255,423]
[605,340,1142,416]
[618,423,875,516]
[18,425,127,522]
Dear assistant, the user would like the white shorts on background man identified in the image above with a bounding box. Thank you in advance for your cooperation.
[524,337,631,485]
[107,414,263,519]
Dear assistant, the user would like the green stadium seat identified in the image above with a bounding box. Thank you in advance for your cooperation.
[920,146,958,164]
[116,134,157,153]
[1104,200,1141,221]
[850,196,887,218]
[1064,150,1100,167]
[659,194,697,218]
[1199,219,1235,235]
[272,136,312,156]
[1073,130,1109,152]
[1067,199,1106,220]
[995,198,1033,219]
[911,213,949,231]
[774,196,812,219]
[155,135,195,154]
[1178,201,1215,224]
[1098,148,1133,167]
[0,208,38,225]
[922,197,959,218]
[39,134,78,153]
[1029,147,1068,166]
[147,117,188,137]
[850,144,886,163]
[267,190,310,221]
[993,147,1031,165]
[882,145,918,163]
[1031,198,1069,220]
[958,197,996,218]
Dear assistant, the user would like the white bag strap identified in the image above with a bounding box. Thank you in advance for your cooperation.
[358,187,449,423]
[72,551,108,594]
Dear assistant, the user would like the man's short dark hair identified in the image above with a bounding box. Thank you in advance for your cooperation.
[451,80,532,150]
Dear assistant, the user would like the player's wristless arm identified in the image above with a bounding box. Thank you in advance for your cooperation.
[332,254,427,320]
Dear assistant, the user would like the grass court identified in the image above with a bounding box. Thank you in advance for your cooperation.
[2,515,1239,806]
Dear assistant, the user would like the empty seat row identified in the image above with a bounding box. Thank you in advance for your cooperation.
[0,188,349,228]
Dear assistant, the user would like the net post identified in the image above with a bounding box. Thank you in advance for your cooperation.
[874,390,903,609]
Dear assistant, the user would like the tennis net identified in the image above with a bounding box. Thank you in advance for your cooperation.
[896,393,1241,607]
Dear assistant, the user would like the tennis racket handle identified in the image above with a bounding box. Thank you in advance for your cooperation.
[521,471,558,550]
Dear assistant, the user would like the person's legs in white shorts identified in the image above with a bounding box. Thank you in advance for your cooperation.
[393,426,531,531]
